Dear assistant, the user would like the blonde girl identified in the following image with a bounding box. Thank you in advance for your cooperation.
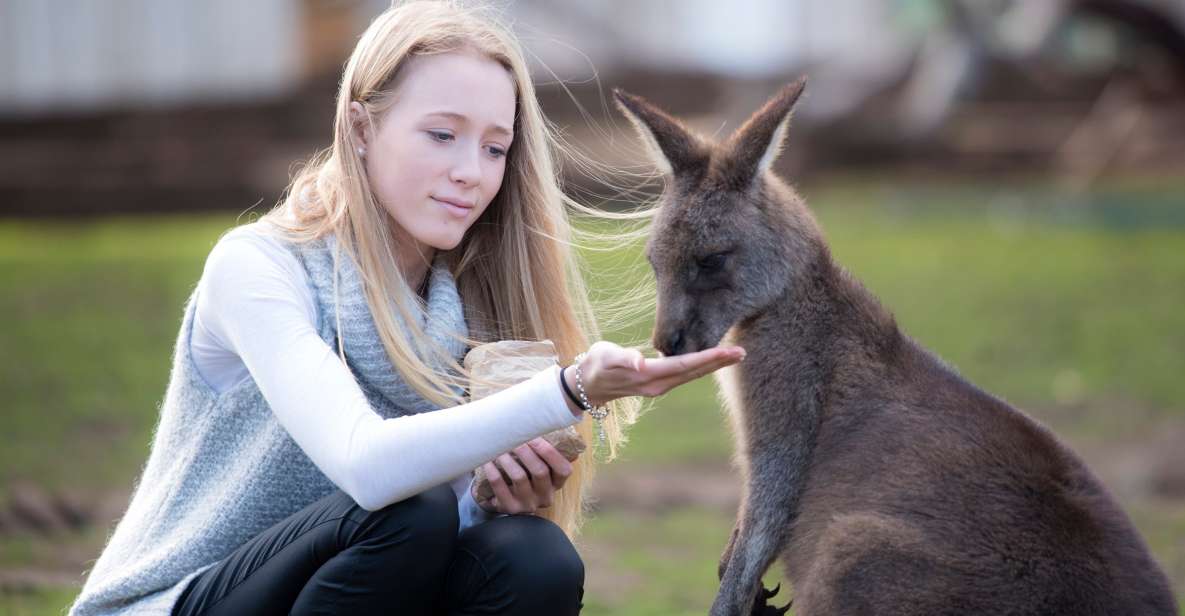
[69,2,742,615]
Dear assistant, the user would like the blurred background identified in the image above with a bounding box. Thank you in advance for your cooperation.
[1,0,1183,614]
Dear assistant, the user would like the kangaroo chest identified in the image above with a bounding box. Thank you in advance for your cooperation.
[713,364,748,448]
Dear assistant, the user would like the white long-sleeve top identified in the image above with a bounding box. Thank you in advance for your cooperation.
[188,227,582,527]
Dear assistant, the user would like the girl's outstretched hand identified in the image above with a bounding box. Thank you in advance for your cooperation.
[568,340,746,407]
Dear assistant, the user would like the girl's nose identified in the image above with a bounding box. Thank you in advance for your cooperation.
[449,148,482,186]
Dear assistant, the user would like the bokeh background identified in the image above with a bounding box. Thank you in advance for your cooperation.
[2,0,1184,614]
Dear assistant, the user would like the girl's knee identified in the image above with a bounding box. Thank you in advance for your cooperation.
[465,515,584,597]
[522,517,583,588]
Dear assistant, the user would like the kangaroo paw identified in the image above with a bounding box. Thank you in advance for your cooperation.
[750,583,792,616]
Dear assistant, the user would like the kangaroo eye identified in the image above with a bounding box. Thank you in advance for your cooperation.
[696,251,729,273]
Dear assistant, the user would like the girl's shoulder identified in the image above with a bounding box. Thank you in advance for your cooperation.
[202,221,312,294]
[218,220,296,254]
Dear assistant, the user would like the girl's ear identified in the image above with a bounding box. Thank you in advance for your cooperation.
[348,101,371,153]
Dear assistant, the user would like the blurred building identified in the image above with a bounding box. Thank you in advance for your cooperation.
[1,0,1182,216]
[0,0,897,117]
[0,0,301,117]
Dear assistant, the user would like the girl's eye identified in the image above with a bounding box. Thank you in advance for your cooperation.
[486,145,507,158]
[428,130,454,143]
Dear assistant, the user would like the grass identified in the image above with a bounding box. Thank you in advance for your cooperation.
[0,216,234,495]
[2,176,1184,612]
[2,587,79,616]
[811,180,1185,412]
[579,508,787,616]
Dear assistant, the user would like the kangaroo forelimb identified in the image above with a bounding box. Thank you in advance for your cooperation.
[711,511,785,616]
[718,521,740,581]
[711,461,799,616]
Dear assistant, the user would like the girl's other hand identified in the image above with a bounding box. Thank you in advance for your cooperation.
[475,437,575,515]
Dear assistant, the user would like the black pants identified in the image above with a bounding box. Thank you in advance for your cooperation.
[171,484,584,615]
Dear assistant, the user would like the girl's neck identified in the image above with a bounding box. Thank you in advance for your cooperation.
[412,260,431,300]
[390,229,435,300]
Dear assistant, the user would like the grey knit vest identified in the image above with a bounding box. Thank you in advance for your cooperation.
[68,224,468,615]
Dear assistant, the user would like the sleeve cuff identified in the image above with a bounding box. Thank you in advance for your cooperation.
[457,475,500,533]
[539,364,583,428]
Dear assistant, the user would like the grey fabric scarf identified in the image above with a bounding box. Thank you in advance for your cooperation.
[291,232,470,416]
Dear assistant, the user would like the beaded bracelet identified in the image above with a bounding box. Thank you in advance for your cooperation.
[571,352,610,444]
[559,366,583,409]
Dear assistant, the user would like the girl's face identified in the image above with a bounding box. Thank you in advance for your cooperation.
[352,51,516,261]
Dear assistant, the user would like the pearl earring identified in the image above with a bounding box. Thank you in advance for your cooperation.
[357,147,365,156]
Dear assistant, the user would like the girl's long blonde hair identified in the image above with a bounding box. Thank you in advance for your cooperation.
[257,0,647,538]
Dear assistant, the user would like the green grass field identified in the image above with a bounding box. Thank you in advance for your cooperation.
[2,175,1183,614]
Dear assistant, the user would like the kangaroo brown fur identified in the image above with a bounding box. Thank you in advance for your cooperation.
[614,78,1178,616]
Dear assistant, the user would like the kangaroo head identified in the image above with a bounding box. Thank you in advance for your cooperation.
[614,77,822,356]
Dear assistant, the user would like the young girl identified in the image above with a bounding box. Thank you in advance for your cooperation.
[69,2,743,615]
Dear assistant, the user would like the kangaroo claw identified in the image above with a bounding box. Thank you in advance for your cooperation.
[751,583,792,615]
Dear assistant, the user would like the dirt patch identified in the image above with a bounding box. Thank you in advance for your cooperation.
[0,487,128,595]
[1064,421,1185,503]
[588,460,740,515]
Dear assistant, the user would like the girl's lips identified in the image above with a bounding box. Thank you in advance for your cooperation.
[432,197,473,218]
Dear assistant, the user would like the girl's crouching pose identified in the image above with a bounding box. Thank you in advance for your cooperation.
[68,2,743,615]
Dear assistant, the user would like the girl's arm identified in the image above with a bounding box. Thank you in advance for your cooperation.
[197,230,581,514]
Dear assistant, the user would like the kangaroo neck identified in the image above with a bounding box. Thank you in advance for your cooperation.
[769,243,899,351]
[736,250,841,372]
[730,247,900,432]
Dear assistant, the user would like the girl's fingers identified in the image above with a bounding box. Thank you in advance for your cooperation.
[513,442,551,482]
[641,346,744,380]
[527,438,573,491]
[587,344,646,376]
[495,453,527,489]
[484,461,517,513]
[629,348,646,372]
[642,354,743,396]
[606,347,645,372]
[495,453,535,513]
[512,443,553,507]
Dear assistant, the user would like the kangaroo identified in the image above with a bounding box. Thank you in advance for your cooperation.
[614,78,1178,616]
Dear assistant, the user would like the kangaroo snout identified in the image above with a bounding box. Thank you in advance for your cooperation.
[652,293,699,355]
[652,325,687,356]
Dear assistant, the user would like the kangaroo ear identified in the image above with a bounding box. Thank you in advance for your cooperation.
[613,88,710,177]
[720,77,806,187]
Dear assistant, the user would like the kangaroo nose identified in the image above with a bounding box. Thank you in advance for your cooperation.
[657,329,685,356]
